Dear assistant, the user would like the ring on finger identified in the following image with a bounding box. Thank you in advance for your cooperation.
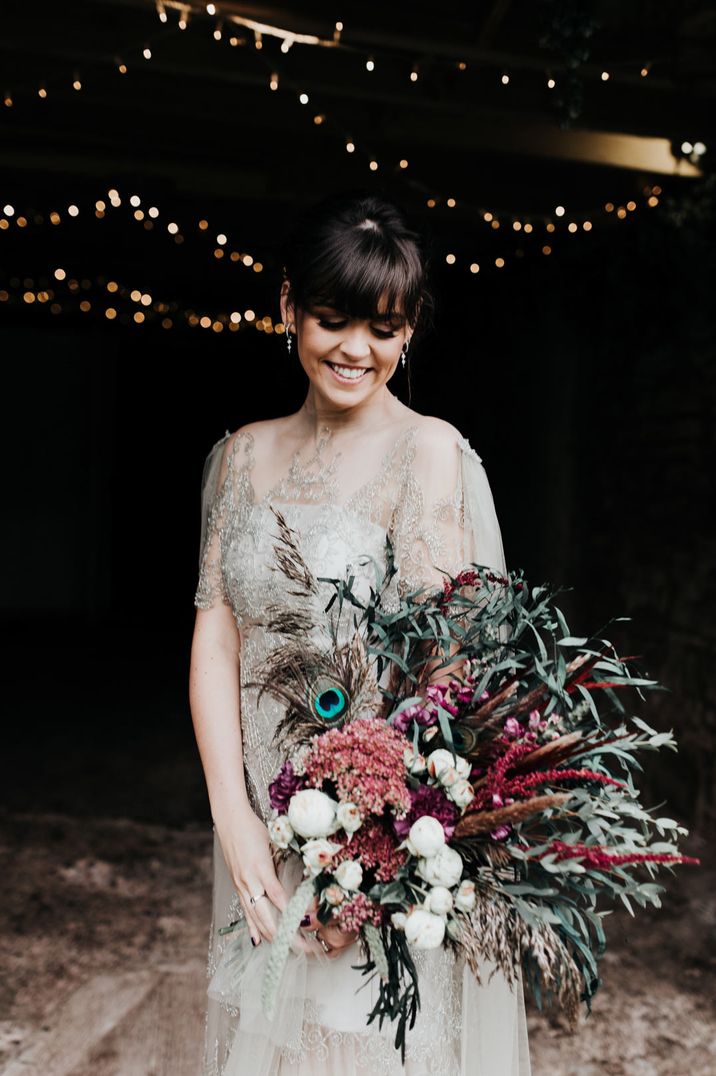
[315,932,332,954]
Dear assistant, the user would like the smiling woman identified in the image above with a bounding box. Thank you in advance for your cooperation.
[278,192,433,408]
[189,191,532,1075]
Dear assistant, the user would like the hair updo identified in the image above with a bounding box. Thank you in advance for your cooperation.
[281,190,434,344]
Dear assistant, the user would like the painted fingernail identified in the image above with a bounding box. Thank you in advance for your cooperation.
[251,936,260,946]
[300,915,310,927]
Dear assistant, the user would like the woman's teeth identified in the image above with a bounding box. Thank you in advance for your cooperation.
[326,362,369,381]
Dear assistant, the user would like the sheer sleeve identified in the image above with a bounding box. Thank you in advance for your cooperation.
[194,430,233,611]
[394,420,506,595]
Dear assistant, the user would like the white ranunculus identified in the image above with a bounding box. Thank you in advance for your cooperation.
[288,788,339,838]
[267,815,294,849]
[334,858,363,891]
[454,878,477,912]
[301,838,343,876]
[417,845,464,888]
[404,907,446,949]
[403,746,427,775]
[406,815,446,858]
[391,911,407,930]
[425,885,454,917]
[448,777,475,809]
[336,801,362,836]
[427,748,471,785]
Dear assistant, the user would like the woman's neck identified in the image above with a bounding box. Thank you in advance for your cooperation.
[296,385,408,441]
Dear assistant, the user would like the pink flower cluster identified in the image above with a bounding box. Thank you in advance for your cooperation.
[334,890,384,932]
[303,717,412,816]
[333,819,408,882]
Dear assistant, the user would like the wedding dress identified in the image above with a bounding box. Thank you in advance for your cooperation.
[193,412,533,1076]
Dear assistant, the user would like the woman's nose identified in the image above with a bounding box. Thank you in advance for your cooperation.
[338,326,372,360]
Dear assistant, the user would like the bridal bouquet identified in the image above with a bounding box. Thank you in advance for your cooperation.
[241,509,699,1060]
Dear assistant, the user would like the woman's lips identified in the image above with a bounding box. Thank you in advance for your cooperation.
[325,361,371,384]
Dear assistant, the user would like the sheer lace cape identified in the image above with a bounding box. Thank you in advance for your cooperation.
[193,414,531,1076]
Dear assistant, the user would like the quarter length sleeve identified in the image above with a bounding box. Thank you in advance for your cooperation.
[394,422,506,595]
[194,431,233,610]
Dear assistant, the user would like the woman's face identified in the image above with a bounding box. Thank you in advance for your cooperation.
[280,281,411,409]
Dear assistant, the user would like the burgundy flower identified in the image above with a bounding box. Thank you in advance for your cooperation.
[268,760,305,813]
[392,783,459,841]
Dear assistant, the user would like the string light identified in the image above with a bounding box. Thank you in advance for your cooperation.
[0,269,280,334]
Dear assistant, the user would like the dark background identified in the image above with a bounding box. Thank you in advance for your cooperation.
[2,0,715,835]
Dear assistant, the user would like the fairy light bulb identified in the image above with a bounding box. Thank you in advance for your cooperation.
[143,47,152,60]
[299,92,309,104]
[366,57,375,71]
[345,140,355,153]
[270,73,279,91]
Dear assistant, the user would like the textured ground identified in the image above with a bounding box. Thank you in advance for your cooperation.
[1,810,713,1075]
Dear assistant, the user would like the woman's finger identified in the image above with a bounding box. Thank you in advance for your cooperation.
[237,900,264,945]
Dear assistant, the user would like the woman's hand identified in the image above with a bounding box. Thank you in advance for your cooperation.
[217,808,311,950]
[300,894,359,960]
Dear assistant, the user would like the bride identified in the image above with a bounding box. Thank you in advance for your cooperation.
[189,191,533,1074]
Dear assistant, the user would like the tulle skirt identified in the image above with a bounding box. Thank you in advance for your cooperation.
[202,827,532,1075]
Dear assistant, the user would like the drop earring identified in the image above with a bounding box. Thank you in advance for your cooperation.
[400,337,410,368]
[286,324,293,355]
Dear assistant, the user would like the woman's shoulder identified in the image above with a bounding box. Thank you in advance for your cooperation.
[405,411,481,463]
[206,415,289,467]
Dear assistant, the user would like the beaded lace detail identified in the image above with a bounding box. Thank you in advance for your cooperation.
[194,414,516,1075]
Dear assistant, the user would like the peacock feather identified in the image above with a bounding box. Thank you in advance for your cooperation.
[244,507,383,756]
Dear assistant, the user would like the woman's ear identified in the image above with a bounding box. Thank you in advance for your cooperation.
[280,278,294,327]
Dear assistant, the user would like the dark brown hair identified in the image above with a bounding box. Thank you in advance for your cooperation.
[281,189,434,345]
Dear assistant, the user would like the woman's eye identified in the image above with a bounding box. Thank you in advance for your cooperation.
[317,318,396,339]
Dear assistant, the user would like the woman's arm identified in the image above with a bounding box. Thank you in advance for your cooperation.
[189,602,295,947]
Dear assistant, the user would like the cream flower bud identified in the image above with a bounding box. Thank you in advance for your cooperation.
[267,815,294,849]
[406,815,446,858]
[448,777,475,809]
[417,845,464,888]
[454,878,477,912]
[446,917,463,940]
[404,907,446,949]
[336,801,362,836]
[334,858,363,891]
[301,838,342,877]
[427,748,471,784]
[403,746,427,774]
[324,883,346,906]
[288,788,339,839]
[425,885,453,917]
[391,911,407,930]
[439,765,460,788]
